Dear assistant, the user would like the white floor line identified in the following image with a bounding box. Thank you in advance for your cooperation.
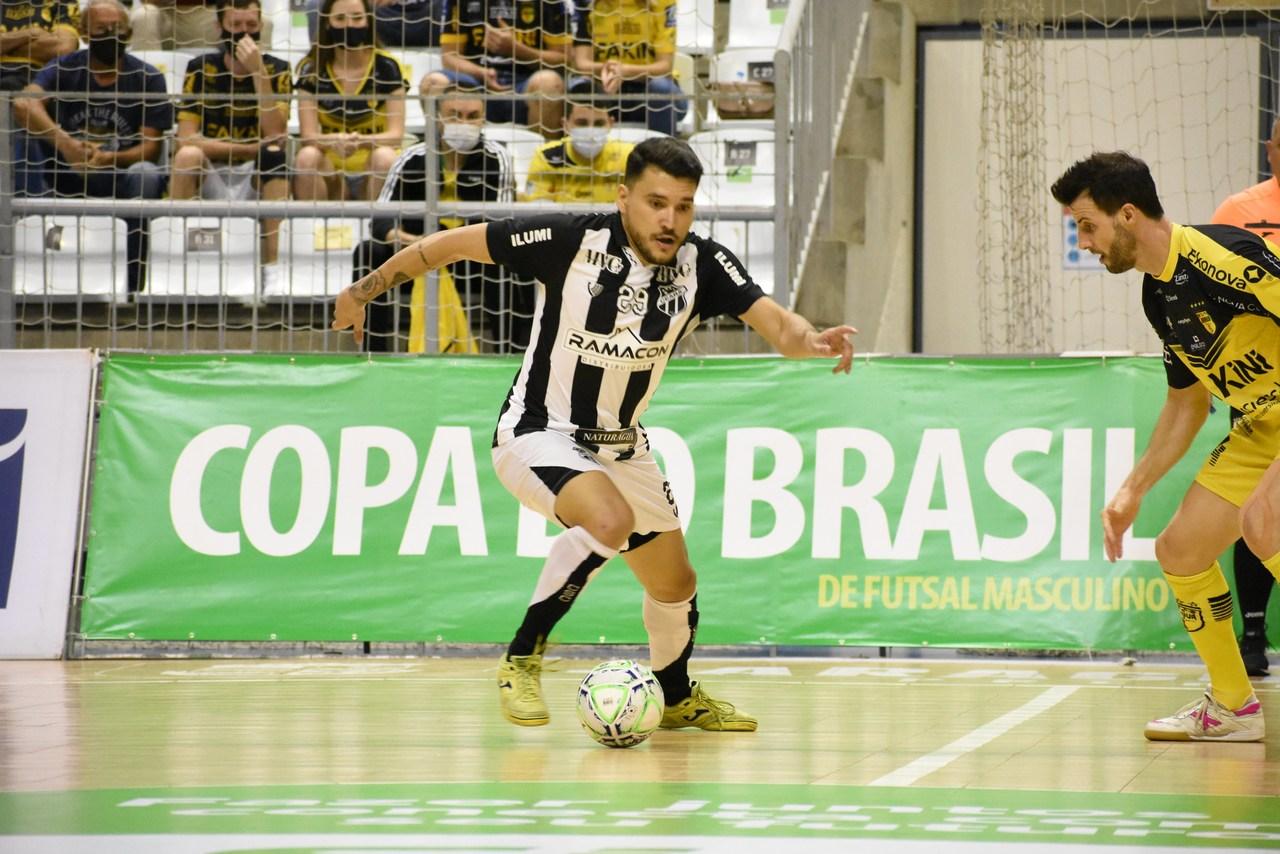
[869,685,1081,787]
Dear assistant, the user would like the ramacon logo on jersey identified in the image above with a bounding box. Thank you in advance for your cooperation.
[715,250,747,286]
[0,409,28,610]
[1186,247,1247,290]
[564,327,672,370]
[511,227,552,248]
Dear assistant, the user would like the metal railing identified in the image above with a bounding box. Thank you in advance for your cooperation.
[775,0,871,307]
[0,70,784,353]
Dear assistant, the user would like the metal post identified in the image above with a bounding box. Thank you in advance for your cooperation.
[422,96,440,355]
[773,46,792,311]
[0,92,16,349]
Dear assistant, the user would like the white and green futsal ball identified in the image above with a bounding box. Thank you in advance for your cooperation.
[576,659,665,748]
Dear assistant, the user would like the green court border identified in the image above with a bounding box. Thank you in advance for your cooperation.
[2,781,1275,847]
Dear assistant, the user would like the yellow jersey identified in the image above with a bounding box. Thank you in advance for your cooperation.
[572,0,676,66]
[523,137,633,202]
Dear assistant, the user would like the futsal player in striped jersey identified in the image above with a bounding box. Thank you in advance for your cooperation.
[1053,151,1278,742]
[333,138,855,730]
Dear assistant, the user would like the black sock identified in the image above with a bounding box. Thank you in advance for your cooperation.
[650,595,698,705]
[507,541,609,657]
[1233,540,1273,637]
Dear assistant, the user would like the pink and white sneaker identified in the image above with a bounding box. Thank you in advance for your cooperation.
[1144,691,1265,742]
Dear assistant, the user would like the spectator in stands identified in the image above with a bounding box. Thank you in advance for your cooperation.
[306,0,445,50]
[132,0,274,50]
[1,0,81,195]
[13,0,171,291]
[523,78,631,202]
[293,0,407,201]
[419,0,571,138]
[0,0,79,91]
[353,86,526,351]
[570,0,686,135]
[170,0,291,291]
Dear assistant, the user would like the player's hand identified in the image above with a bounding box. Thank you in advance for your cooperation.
[810,325,857,374]
[234,34,265,75]
[600,60,622,94]
[87,148,116,169]
[484,19,515,55]
[483,66,510,91]
[1102,487,1141,562]
[332,286,367,347]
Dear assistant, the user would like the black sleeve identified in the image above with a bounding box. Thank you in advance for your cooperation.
[695,239,766,320]
[485,214,588,287]
[1163,344,1199,389]
[571,0,592,44]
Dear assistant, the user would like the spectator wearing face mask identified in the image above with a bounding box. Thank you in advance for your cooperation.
[352,87,525,351]
[171,0,291,291]
[294,0,407,201]
[523,78,631,202]
[13,0,171,291]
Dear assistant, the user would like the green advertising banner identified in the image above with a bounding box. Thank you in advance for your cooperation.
[82,353,1272,650]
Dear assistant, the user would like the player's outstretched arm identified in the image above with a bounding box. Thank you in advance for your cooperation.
[741,297,857,374]
[331,223,494,347]
[1101,383,1212,561]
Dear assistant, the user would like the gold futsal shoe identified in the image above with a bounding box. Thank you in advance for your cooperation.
[497,644,549,727]
[1143,691,1264,742]
[660,681,758,731]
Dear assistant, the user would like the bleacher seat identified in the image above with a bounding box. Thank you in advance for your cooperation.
[727,0,790,49]
[483,124,544,195]
[612,126,669,145]
[703,47,776,127]
[14,215,128,299]
[676,0,716,55]
[688,126,776,294]
[144,217,259,300]
[134,49,201,101]
[272,217,365,298]
[260,0,295,50]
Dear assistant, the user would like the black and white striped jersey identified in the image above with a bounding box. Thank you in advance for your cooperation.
[486,212,767,459]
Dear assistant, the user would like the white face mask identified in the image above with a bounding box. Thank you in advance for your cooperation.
[569,127,609,161]
[441,122,481,153]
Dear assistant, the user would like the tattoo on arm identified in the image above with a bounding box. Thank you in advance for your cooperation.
[390,272,412,287]
[416,241,430,270]
[352,270,386,301]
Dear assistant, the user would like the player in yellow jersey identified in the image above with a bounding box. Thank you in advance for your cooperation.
[523,79,633,202]
[1209,119,1280,677]
[1052,151,1277,742]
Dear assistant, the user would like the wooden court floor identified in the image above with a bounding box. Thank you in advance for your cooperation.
[0,656,1276,852]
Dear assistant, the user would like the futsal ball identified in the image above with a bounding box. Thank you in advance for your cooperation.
[576,659,665,748]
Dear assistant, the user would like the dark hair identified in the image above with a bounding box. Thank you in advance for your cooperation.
[308,0,378,85]
[624,137,703,186]
[564,78,610,116]
[216,0,262,23]
[1050,151,1164,218]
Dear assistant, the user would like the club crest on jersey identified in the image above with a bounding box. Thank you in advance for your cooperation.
[656,283,689,317]
[1196,310,1216,334]
[588,280,605,297]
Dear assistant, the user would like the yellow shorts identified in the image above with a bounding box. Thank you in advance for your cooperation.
[1195,411,1280,507]
[324,147,372,173]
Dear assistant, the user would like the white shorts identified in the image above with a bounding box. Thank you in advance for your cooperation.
[201,161,257,201]
[491,430,681,545]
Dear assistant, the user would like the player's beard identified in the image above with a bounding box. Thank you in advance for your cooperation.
[1102,221,1138,274]
[621,215,681,266]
